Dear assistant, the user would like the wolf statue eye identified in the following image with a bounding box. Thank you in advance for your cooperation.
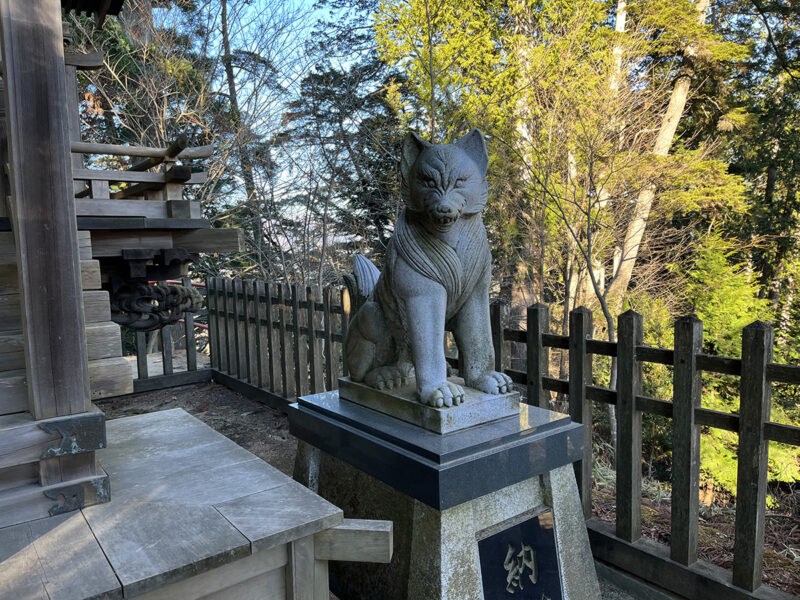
[454,177,467,187]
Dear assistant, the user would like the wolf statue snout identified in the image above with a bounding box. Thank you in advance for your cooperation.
[343,129,513,408]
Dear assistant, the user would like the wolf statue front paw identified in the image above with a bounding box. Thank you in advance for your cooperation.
[364,364,413,390]
[467,371,513,394]
[419,381,465,408]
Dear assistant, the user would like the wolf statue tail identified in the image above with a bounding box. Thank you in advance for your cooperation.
[342,253,380,314]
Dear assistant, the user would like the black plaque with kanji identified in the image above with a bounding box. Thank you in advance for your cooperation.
[477,510,563,599]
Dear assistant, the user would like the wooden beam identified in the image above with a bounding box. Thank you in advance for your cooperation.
[71,141,213,160]
[313,519,393,563]
[0,0,90,418]
[64,50,104,70]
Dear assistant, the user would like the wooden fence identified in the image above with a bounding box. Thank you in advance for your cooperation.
[205,276,349,407]
[203,276,800,599]
[499,304,800,600]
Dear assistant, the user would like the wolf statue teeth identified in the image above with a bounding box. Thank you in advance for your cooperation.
[344,129,513,408]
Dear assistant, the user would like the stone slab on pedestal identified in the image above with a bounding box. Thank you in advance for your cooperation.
[290,390,582,510]
[338,376,519,434]
[290,390,601,600]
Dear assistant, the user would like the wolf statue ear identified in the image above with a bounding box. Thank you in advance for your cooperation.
[401,131,431,184]
[455,129,488,175]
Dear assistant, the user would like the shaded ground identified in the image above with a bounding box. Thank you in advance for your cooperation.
[101,382,638,599]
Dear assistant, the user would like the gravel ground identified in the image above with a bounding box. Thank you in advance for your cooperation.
[99,381,636,600]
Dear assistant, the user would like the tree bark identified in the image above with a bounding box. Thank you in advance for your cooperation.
[605,0,711,311]
[221,0,262,261]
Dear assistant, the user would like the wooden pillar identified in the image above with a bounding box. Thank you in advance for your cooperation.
[0,0,90,419]
[0,0,103,498]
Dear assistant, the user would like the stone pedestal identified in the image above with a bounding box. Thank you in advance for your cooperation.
[289,387,602,600]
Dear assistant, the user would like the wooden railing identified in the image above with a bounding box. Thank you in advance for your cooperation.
[494,304,800,600]
[205,277,349,408]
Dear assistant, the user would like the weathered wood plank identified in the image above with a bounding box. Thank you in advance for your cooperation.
[89,231,173,257]
[0,369,26,416]
[172,228,244,253]
[569,306,593,519]
[135,331,149,379]
[71,141,213,160]
[733,322,773,591]
[73,167,207,185]
[89,356,134,399]
[0,511,120,600]
[671,316,703,565]
[616,310,643,542]
[279,284,293,397]
[134,544,288,600]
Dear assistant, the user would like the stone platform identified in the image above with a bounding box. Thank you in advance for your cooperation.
[290,390,601,599]
[0,408,343,599]
[338,376,519,434]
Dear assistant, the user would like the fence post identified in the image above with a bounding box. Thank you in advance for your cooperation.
[616,310,643,542]
[206,277,217,371]
[569,306,593,519]
[340,288,350,377]
[159,281,174,376]
[291,283,308,396]
[527,303,550,408]
[307,285,324,394]
[490,299,507,372]
[278,284,292,398]
[242,279,254,383]
[135,330,148,379]
[183,276,197,372]
[322,286,334,390]
[223,277,233,374]
[253,279,265,388]
[232,277,244,379]
[671,315,703,564]
[264,280,277,392]
[733,321,773,591]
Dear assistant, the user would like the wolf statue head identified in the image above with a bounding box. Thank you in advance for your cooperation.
[401,129,489,232]
[344,129,512,408]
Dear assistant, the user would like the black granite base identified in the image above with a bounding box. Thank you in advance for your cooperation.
[288,390,584,510]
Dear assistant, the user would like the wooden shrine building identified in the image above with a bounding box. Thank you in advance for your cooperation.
[0,0,242,527]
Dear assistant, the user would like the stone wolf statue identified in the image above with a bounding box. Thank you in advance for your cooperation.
[344,129,512,408]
